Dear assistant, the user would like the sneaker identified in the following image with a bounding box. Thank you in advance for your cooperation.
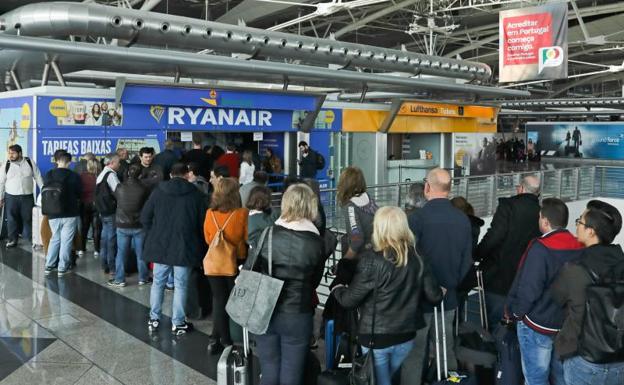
[77,250,84,257]
[107,279,126,288]
[138,278,153,286]
[57,270,69,277]
[6,240,17,248]
[171,322,193,336]
[148,319,160,332]
[44,267,56,275]
[93,251,100,258]
[165,285,174,292]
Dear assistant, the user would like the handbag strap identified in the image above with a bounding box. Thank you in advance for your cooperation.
[245,226,270,271]
[267,227,274,276]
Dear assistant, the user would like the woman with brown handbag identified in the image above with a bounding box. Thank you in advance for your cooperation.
[203,177,248,354]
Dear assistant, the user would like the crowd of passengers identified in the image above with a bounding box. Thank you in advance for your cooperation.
[0,137,622,385]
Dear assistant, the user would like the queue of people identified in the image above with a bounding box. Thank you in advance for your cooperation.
[2,139,623,385]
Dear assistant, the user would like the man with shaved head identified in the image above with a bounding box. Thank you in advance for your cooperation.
[476,174,541,332]
[402,168,472,383]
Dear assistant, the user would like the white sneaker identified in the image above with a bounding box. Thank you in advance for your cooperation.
[77,250,84,257]
[93,251,100,259]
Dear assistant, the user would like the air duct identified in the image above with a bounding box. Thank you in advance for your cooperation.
[0,1,492,82]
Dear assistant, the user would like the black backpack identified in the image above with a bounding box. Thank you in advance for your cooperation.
[577,262,624,364]
[41,177,67,216]
[315,151,326,170]
[95,172,117,216]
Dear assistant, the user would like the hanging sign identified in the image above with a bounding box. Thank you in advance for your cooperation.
[499,3,568,83]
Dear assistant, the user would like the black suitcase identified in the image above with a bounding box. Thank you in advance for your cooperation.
[217,328,259,385]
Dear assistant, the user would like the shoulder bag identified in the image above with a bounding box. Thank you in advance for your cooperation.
[226,226,284,335]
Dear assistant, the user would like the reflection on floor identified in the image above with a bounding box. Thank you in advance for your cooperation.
[0,244,218,385]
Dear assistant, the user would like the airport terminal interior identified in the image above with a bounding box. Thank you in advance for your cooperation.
[2,0,624,384]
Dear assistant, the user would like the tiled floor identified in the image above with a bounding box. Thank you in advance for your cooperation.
[0,244,218,385]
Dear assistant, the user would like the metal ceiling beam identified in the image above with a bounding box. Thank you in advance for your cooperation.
[0,1,492,81]
[333,0,420,38]
[0,34,529,98]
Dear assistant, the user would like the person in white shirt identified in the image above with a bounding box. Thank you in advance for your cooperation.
[0,144,44,248]
[239,150,255,186]
[96,154,121,274]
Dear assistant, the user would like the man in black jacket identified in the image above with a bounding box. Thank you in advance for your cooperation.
[137,147,164,193]
[407,168,472,375]
[141,163,207,335]
[108,164,150,288]
[476,174,541,331]
[297,141,318,179]
[43,152,82,276]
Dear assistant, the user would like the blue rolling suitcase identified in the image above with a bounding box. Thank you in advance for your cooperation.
[494,323,524,385]
[432,302,478,385]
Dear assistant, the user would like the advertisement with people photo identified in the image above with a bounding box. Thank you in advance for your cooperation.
[48,98,123,126]
[526,122,624,160]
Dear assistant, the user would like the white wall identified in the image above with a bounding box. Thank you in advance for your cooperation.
[478,197,624,246]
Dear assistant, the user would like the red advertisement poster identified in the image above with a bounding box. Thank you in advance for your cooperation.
[499,3,567,83]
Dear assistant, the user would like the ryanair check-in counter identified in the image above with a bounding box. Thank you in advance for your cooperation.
[380,100,499,183]
[119,84,326,178]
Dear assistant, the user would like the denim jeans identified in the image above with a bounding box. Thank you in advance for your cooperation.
[563,356,624,385]
[99,215,116,271]
[167,271,174,288]
[517,321,564,385]
[254,312,313,385]
[114,228,149,283]
[362,339,414,385]
[149,263,191,326]
[45,217,78,272]
[5,193,34,242]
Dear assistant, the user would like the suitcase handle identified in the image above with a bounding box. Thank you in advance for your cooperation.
[434,301,449,381]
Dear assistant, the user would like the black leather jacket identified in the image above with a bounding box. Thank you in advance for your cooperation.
[333,249,443,337]
[245,225,324,314]
[114,178,149,228]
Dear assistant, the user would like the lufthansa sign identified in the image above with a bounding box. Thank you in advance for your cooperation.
[397,102,497,120]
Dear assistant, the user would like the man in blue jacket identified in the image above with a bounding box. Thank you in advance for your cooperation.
[507,198,583,385]
[404,168,472,382]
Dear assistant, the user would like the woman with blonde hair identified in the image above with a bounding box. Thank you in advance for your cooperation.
[332,206,443,385]
[239,150,255,185]
[204,177,248,354]
[245,183,324,385]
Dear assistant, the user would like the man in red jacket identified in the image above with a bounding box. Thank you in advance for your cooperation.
[215,144,240,179]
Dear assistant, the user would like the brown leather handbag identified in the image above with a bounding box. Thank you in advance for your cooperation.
[203,211,238,276]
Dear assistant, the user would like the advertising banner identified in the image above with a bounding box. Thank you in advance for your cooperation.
[453,133,527,175]
[527,122,624,160]
[499,2,568,82]
[0,97,32,161]
[37,128,164,174]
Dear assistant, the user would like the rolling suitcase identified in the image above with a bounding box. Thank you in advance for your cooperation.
[456,270,497,369]
[494,322,524,385]
[217,327,258,385]
[32,205,43,249]
[432,302,477,385]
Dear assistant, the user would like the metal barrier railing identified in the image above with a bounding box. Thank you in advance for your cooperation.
[269,165,624,308]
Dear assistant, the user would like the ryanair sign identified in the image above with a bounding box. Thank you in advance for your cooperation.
[166,107,273,127]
